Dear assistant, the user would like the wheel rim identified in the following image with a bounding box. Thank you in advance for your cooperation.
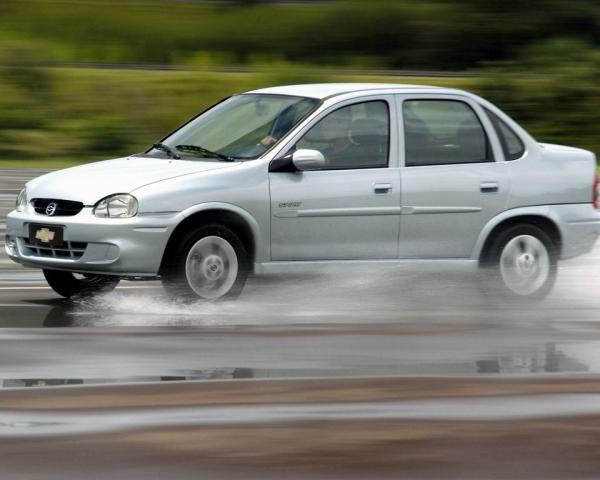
[185,235,238,299]
[499,234,550,296]
[74,273,102,281]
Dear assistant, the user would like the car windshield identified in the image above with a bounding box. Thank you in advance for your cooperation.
[150,94,320,161]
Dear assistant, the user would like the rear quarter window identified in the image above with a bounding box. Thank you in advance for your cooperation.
[483,107,526,161]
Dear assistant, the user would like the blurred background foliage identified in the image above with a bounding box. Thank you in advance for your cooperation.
[0,0,598,166]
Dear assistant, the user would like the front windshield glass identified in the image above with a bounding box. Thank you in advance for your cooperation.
[151,94,320,160]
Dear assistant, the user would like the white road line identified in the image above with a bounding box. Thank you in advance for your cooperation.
[0,285,159,290]
[0,286,49,290]
[0,304,49,307]
[3,394,600,438]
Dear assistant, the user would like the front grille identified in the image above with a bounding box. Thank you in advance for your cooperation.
[33,198,84,217]
[22,239,87,260]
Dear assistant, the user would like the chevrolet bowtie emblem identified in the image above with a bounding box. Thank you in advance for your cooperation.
[35,228,55,243]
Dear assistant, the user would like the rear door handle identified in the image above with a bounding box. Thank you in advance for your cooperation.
[373,183,392,195]
[480,181,499,193]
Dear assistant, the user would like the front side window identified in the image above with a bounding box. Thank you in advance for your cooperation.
[295,100,390,170]
[403,100,493,167]
[154,94,319,160]
[483,107,525,161]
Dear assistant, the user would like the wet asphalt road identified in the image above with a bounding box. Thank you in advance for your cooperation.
[2,169,600,478]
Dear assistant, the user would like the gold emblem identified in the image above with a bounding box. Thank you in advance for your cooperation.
[35,228,55,243]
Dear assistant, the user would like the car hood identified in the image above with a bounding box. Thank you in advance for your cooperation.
[26,156,239,205]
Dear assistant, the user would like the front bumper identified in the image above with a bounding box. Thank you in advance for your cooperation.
[5,207,182,276]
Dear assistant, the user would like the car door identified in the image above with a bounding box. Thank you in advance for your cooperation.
[269,96,401,261]
[396,94,509,258]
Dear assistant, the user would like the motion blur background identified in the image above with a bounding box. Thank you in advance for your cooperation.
[0,0,598,168]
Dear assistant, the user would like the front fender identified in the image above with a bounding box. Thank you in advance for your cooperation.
[179,202,268,263]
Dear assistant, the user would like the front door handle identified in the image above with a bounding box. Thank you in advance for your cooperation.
[480,181,499,193]
[373,183,392,195]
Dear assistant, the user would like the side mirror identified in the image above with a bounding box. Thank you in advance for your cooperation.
[269,149,326,173]
[291,149,326,171]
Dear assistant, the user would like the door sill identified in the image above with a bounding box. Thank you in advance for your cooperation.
[254,259,478,275]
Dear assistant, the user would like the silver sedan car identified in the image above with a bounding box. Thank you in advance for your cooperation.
[5,83,600,301]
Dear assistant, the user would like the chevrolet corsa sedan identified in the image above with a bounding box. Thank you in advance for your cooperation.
[6,83,600,301]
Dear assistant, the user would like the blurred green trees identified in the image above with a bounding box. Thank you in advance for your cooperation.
[0,0,598,165]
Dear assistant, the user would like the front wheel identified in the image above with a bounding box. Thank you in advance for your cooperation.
[480,224,558,301]
[161,225,248,302]
[43,270,120,298]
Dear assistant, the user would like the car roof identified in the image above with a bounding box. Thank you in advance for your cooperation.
[246,83,457,100]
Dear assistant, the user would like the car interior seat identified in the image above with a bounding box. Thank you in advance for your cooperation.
[348,118,388,167]
[454,118,487,163]
[403,107,434,166]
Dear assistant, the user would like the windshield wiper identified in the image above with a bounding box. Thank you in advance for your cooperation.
[152,143,180,159]
[176,144,235,162]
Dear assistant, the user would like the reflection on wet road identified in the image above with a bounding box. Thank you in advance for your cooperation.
[0,301,597,384]
[2,170,600,478]
[1,262,600,479]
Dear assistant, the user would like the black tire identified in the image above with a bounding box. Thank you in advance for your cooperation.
[480,223,558,302]
[43,269,120,298]
[161,224,248,302]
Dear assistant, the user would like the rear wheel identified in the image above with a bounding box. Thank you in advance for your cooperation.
[161,224,248,302]
[43,269,120,298]
[481,224,558,301]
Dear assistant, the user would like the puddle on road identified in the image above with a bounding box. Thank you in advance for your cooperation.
[1,266,599,389]
[1,368,255,388]
[0,340,591,389]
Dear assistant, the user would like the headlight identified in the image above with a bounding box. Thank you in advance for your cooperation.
[16,189,27,212]
[93,194,138,218]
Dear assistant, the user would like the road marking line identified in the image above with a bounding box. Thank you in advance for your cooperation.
[0,285,159,290]
[4,394,600,437]
[0,286,50,290]
[0,304,49,307]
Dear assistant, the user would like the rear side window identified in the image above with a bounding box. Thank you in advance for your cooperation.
[403,100,493,167]
[483,108,525,161]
